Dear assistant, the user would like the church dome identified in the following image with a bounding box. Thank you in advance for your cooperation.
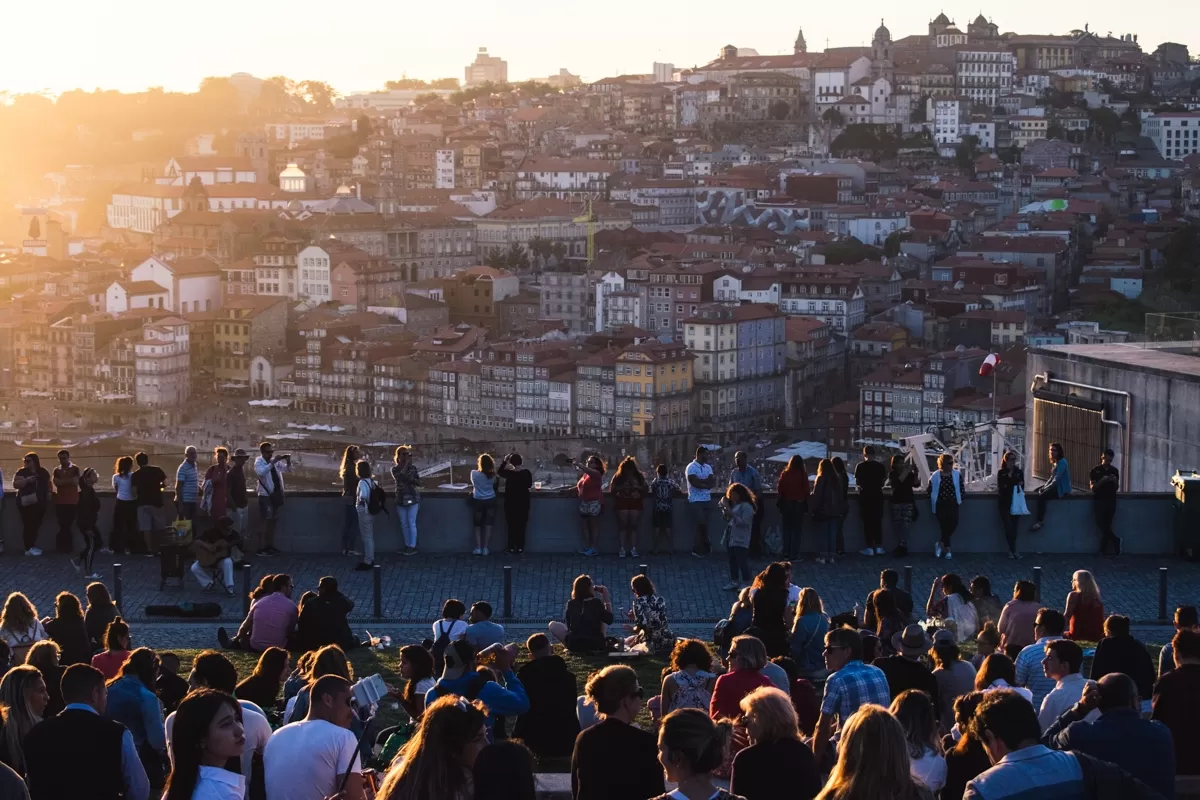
[974,14,989,25]
[874,20,891,42]
[933,12,950,24]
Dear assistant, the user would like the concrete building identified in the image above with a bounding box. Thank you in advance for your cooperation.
[778,274,866,333]
[465,47,507,86]
[135,317,190,408]
[615,341,694,437]
[540,269,595,334]
[1145,112,1200,161]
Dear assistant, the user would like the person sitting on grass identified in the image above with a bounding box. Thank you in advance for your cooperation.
[217,574,296,652]
[161,688,246,800]
[91,617,132,681]
[512,633,579,760]
[425,640,529,740]
[731,686,821,800]
[652,709,739,800]
[375,694,488,800]
[156,652,190,715]
[661,639,718,716]
[296,576,358,652]
[465,602,506,651]
[548,575,613,653]
[235,647,290,713]
[571,664,664,800]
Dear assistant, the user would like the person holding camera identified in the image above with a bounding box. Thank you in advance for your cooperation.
[254,441,290,557]
[498,452,533,555]
[573,455,606,557]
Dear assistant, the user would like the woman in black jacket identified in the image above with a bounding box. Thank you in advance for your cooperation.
[42,591,91,666]
[339,445,362,557]
[1090,614,1157,701]
[996,450,1025,559]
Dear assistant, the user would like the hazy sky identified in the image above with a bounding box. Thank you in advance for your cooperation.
[4,1,1196,96]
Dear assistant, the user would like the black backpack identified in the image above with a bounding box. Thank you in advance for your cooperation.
[431,620,454,674]
[367,480,388,516]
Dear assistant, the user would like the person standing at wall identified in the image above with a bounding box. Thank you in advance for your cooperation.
[226,449,250,544]
[392,446,422,556]
[110,456,137,555]
[254,441,289,557]
[131,452,167,556]
[338,445,361,558]
[776,455,809,561]
[14,454,51,557]
[1089,449,1121,556]
[887,455,919,558]
[173,447,199,523]
[353,460,377,572]
[686,447,716,558]
[730,451,765,556]
[996,451,1026,559]
[853,446,888,557]
[52,449,81,555]
[928,454,963,560]
[1030,442,1070,533]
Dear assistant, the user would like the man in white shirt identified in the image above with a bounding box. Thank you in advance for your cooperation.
[685,446,716,558]
[1037,639,1098,732]
[164,651,272,800]
[254,440,291,557]
[264,674,365,800]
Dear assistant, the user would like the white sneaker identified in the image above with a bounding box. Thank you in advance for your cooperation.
[85,572,102,580]
[472,547,482,556]
[619,548,626,558]
[874,547,886,555]
[481,548,489,556]
[26,548,42,556]
[859,547,875,556]
[944,550,952,560]
[630,548,639,558]
[99,547,112,555]
[721,581,739,591]
[814,555,826,564]
[935,542,944,558]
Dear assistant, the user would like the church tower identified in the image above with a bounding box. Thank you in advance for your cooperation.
[181,177,210,213]
[794,27,807,54]
[872,20,893,82]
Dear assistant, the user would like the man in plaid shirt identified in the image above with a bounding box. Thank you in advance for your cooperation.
[812,627,891,760]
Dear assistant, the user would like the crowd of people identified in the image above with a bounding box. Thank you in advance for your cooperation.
[0,547,1192,800]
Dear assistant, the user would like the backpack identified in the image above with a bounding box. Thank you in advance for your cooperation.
[713,618,732,652]
[367,480,388,516]
[431,619,455,674]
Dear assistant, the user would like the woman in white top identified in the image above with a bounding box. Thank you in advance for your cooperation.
[111,456,136,555]
[890,688,947,794]
[469,454,498,556]
[925,573,978,643]
[0,592,47,664]
[163,688,246,800]
[353,460,376,572]
[431,599,469,645]
[973,653,1035,703]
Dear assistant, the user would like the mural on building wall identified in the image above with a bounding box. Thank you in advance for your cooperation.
[695,189,810,233]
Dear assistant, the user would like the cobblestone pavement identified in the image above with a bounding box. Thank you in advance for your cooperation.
[2,549,1197,633]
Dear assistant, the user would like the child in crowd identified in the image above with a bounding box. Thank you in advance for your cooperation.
[649,464,680,555]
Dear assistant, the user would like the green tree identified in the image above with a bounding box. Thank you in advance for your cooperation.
[999,145,1021,164]
[504,242,530,271]
[385,78,428,90]
[527,236,551,269]
[955,135,980,172]
[27,216,40,240]
[768,100,791,120]
[1088,106,1121,142]
[297,80,338,112]
[430,78,460,90]
[1046,121,1065,140]
[414,93,441,105]
[822,107,845,127]
[883,230,910,257]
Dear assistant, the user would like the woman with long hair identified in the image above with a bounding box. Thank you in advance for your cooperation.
[0,592,46,664]
[549,574,613,652]
[111,455,137,554]
[574,454,606,557]
[1064,569,1105,641]
[339,445,362,557]
[791,588,830,675]
[85,581,118,652]
[925,573,979,643]
[776,455,810,561]
[470,453,498,556]
[163,688,246,800]
[91,617,132,680]
[234,647,289,711]
[732,686,821,800]
[393,445,422,556]
[888,455,920,558]
[873,591,907,658]
[609,456,648,558]
[0,665,47,772]
[830,457,850,555]
[661,639,717,716]
[106,647,168,791]
[809,459,846,565]
[929,637,978,731]
[655,709,736,800]
[928,454,963,560]
[941,692,992,800]
[816,704,934,800]
[626,574,674,655]
[24,641,63,718]
[748,562,789,659]
[73,467,102,578]
[473,740,537,800]
[890,690,946,794]
[996,450,1025,558]
[354,460,377,571]
[719,483,757,592]
[973,653,1033,703]
[13,452,50,556]
[397,644,436,721]
[377,695,489,800]
[42,590,90,666]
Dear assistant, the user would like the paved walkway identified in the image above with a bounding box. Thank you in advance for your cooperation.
[3,550,1197,631]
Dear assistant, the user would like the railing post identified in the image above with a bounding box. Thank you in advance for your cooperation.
[113,563,123,613]
[373,564,383,619]
[639,564,648,577]
[503,565,513,620]
[1159,567,1169,622]
[903,565,913,595]
[242,567,252,617]
[1033,566,1042,602]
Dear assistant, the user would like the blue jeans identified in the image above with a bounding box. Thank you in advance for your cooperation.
[821,518,839,554]
[779,500,806,558]
[396,503,419,549]
[728,545,751,582]
[342,502,359,551]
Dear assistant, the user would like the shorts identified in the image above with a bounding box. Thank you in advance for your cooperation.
[614,497,643,512]
[136,505,164,533]
[257,496,281,520]
[471,497,497,526]
[578,500,602,518]
[652,509,673,529]
[686,500,713,528]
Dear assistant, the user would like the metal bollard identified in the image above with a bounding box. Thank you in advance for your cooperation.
[639,564,648,577]
[373,564,383,619]
[1159,567,1169,622]
[242,568,252,617]
[503,565,513,620]
[113,563,123,613]
[903,565,913,594]
[1033,566,1042,602]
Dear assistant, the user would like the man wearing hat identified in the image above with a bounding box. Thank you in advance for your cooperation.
[228,448,250,542]
[425,640,529,738]
[874,623,940,708]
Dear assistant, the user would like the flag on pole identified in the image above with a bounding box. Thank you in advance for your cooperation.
[979,352,1000,377]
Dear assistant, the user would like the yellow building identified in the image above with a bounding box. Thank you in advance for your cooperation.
[213,296,289,390]
[615,341,693,436]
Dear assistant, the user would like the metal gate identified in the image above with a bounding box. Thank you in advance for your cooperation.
[1030,393,1105,483]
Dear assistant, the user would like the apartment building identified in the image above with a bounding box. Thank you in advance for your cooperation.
[615,341,694,436]
[684,303,787,431]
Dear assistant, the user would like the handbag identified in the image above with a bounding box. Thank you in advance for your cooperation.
[19,492,38,507]
[1010,486,1031,516]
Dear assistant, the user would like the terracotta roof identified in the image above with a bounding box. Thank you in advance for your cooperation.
[121,280,168,295]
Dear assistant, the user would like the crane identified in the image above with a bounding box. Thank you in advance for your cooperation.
[573,199,596,265]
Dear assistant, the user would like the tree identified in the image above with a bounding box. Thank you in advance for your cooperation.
[910,95,929,123]
[1046,121,1065,140]
[297,80,338,112]
[256,76,299,116]
[822,107,845,127]
[196,77,242,116]
[484,248,507,269]
[955,135,980,172]
[550,241,569,265]
[768,100,791,120]
[527,236,551,269]
[430,78,460,90]
[999,145,1021,165]
[27,216,39,240]
[504,242,530,272]
[385,78,429,90]
[883,230,910,257]
[1088,106,1121,143]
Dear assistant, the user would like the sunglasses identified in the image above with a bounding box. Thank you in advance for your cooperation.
[823,645,849,654]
